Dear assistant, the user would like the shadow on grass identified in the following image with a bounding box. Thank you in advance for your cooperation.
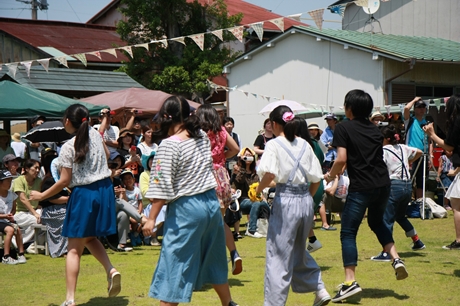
[398,252,426,258]
[48,296,130,306]
[197,278,250,291]
[435,269,460,278]
[361,288,410,301]
[455,270,460,278]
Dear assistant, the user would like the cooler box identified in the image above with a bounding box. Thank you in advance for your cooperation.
[432,148,443,168]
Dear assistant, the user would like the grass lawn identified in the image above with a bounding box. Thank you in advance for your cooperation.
[1,212,458,306]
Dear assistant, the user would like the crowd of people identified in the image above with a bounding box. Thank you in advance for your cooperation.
[0,91,459,306]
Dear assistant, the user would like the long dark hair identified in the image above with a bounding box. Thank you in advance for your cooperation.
[153,96,201,140]
[269,105,298,142]
[381,124,401,145]
[445,94,460,134]
[64,104,90,163]
[294,117,314,149]
[195,104,222,133]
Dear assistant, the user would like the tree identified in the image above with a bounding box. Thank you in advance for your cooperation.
[117,0,243,99]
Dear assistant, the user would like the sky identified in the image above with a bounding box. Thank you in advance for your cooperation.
[0,0,342,29]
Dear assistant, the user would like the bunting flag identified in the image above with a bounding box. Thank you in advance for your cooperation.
[398,104,405,114]
[5,63,18,78]
[339,106,344,110]
[159,39,168,48]
[354,0,369,7]
[308,9,325,30]
[88,51,102,60]
[384,105,391,117]
[320,105,325,115]
[212,29,223,41]
[73,53,87,66]
[228,26,244,43]
[171,37,186,45]
[54,56,68,68]
[375,106,381,112]
[135,43,149,51]
[329,105,335,113]
[120,46,133,58]
[21,61,33,78]
[189,33,204,51]
[266,96,271,102]
[102,48,118,57]
[37,58,50,72]
[243,91,249,97]
[329,4,346,17]
[251,22,264,42]
[269,17,284,32]
[310,104,317,109]
[287,13,302,21]
[230,85,238,91]
[252,93,258,98]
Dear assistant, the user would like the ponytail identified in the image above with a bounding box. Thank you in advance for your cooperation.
[63,104,90,163]
[269,105,299,142]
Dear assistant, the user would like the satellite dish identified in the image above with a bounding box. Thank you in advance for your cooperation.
[363,0,380,15]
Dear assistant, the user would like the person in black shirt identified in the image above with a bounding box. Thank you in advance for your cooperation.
[253,118,275,159]
[325,89,408,303]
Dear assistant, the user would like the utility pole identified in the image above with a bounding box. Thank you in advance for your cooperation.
[31,0,38,20]
[16,0,48,20]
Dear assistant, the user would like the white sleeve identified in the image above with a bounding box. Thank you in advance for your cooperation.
[303,144,323,183]
[257,141,279,180]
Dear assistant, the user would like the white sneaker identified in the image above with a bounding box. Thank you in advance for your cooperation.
[150,237,161,246]
[313,288,331,306]
[307,240,322,253]
[2,256,18,265]
[17,255,27,264]
[246,231,265,238]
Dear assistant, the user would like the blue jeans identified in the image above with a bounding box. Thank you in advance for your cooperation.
[239,198,270,232]
[341,185,392,267]
[384,180,416,237]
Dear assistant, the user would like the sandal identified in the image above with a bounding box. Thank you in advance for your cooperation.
[107,271,121,297]
[60,300,75,306]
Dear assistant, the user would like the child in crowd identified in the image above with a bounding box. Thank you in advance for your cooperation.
[0,170,26,265]
[325,89,408,302]
[120,169,143,245]
[437,150,455,209]
[256,106,331,306]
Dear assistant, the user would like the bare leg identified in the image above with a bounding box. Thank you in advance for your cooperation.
[450,198,460,241]
[383,242,399,260]
[221,208,237,253]
[15,229,25,253]
[234,221,240,234]
[344,266,356,282]
[3,227,13,255]
[85,237,117,275]
[212,283,232,306]
[160,302,178,306]
[65,238,86,303]
[319,205,329,228]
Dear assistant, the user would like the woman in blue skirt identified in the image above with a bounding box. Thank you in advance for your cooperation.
[142,96,238,306]
[30,104,120,306]
[255,106,331,306]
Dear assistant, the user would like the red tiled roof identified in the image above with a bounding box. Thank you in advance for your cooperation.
[88,0,307,31]
[0,18,127,63]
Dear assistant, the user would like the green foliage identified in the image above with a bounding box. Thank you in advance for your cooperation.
[117,0,243,98]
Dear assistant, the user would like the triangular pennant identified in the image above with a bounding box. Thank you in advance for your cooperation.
[212,29,223,41]
[310,104,317,109]
[287,14,302,22]
[5,63,18,78]
[375,106,381,112]
[260,95,265,100]
[384,105,392,118]
[354,0,368,7]
[73,53,87,66]
[88,51,102,60]
[189,33,204,51]
[329,4,346,17]
[134,43,148,52]
[269,17,284,32]
[252,93,258,98]
[308,9,325,30]
[251,22,264,42]
[54,56,68,68]
[266,96,271,102]
[159,39,168,49]
[339,106,344,110]
[20,61,33,78]
[37,58,50,72]
[171,37,186,45]
[329,106,335,113]
[320,105,325,115]
[398,104,405,114]
[101,48,118,58]
[243,91,249,97]
[228,26,244,43]
[120,46,133,58]
[230,85,238,91]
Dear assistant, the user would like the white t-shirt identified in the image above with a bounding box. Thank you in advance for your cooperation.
[93,124,119,154]
[323,175,350,199]
[257,137,323,184]
[0,190,17,224]
[10,142,27,159]
[125,187,142,210]
[58,127,112,187]
[383,144,418,180]
[137,142,158,156]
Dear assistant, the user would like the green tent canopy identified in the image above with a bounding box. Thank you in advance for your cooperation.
[0,80,107,119]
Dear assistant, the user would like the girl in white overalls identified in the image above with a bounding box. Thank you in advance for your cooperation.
[256,106,331,306]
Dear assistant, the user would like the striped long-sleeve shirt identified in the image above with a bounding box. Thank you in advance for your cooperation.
[145,131,217,203]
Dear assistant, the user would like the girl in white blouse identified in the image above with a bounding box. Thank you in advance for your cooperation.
[256,106,331,306]
[30,104,120,306]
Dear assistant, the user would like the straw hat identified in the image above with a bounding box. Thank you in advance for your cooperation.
[370,111,385,121]
[11,133,21,142]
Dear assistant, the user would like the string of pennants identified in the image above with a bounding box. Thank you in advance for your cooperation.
[0,0,411,79]
[208,79,448,116]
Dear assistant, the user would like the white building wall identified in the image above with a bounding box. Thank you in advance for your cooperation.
[227,33,384,148]
[342,0,460,43]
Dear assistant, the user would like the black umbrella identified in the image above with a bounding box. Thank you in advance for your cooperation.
[22,121,72,143]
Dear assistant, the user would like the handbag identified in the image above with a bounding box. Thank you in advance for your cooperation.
[425,198,448,218]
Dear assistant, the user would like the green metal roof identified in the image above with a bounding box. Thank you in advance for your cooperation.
[294,26,460,62]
